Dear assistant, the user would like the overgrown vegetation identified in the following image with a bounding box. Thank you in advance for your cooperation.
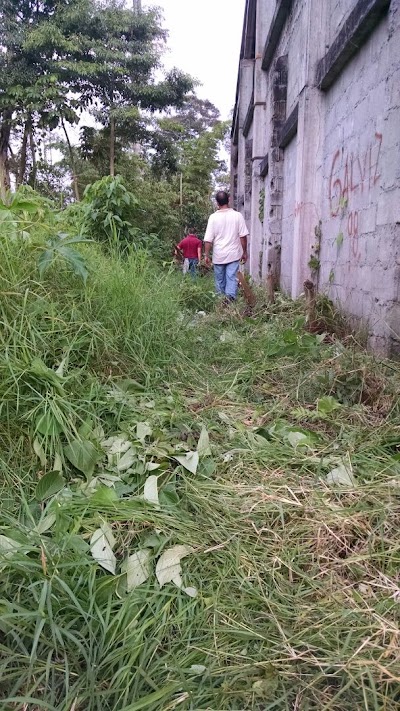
[0,1,228,248]
[1,194,400,710]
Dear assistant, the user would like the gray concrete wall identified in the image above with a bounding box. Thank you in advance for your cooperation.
[326,0,357,45]
[232,0,400,355]
[319,5,400,353]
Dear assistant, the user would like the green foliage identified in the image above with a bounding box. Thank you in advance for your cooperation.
[35,471,65,501]
[308,255,320,271]
[1,200,400,708]
[81,175,138,248]
[0,0,193,191]
[37,233,91,283]
[64,438,100,478]
[177,276,216,312]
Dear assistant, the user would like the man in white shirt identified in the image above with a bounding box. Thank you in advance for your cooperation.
[204,191,249,302]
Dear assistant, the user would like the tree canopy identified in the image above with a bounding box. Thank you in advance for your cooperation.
[0,0,229,246]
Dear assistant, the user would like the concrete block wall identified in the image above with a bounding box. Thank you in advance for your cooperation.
[232,0,400,356]
[319,3,400,353]
[326,0,357,45]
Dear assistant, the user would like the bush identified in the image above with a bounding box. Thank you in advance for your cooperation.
[81,175,139,248]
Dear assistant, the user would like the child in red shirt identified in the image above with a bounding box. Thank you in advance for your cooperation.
[175,232,202,277]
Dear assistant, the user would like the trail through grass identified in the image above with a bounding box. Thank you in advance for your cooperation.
[1,235,400,709]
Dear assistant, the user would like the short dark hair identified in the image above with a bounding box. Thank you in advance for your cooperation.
[215,190,229,206]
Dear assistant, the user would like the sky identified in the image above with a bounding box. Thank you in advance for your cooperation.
[144,0,245,120]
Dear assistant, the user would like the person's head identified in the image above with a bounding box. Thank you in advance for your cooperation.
[187,227,196,236]
[215,190,230,207]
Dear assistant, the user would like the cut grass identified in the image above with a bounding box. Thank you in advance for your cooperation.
[1,232,400,709]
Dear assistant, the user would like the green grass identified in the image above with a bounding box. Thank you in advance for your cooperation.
[1,216,400,710]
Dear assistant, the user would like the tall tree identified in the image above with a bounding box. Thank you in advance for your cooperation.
[67,1,193,176]
[0,0,193,197]
[0,0,84,197]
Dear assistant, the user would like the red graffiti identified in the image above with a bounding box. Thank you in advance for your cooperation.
[294,201,305,217]
[347,210,360,260]
[329,133,382,217]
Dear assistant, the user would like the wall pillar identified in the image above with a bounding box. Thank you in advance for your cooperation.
[291,0,327,297]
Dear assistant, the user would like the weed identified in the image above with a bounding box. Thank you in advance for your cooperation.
[1,195,400,709]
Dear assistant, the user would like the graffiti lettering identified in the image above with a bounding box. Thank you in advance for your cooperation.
[347,210,360,260]
[329,133,382,217]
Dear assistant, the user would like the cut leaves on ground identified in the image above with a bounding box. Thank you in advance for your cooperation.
[2,240,400,710]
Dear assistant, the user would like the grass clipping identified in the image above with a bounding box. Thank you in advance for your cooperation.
[1,241,400,709]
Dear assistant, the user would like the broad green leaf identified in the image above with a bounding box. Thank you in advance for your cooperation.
[90,526,116,574]
[326,463,356,487]
[197,427,211,457]
[0,535,22,557]
[78,419,94,438]
[97,472,122,487]
[116,447,136,471]
[34,513,56,535]
[317,396,341,414]
[116,378,146,393]
[159,483,179,507]
[58,246,89,283]
[90,485,119,505]
[30,358,64,391]
[136,421,152,443]
[36,471,65,501]
[12,198,40,213]
[38,249,55,278]
[156,544,194,588]
[36,411,63,436]
[143,475,159,507]
[174,451,199,475]
[287,431,309,448]
[125,549,152,591]
[64,439,100,477]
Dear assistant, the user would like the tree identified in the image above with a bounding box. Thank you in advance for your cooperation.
[63,1,193,177]
[0,0,85,198]
[0,0,193,198]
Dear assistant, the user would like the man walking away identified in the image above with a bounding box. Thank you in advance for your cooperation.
[204,191,249,302]
[175,230,202,278]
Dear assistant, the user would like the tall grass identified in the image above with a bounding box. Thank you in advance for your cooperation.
[1,203,400,709]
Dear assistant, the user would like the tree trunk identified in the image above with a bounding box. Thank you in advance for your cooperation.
[17,121,29,187]
[0,111,12,201]
[109,113,115,177]
[61,119,80,201]
[28,120,37,188]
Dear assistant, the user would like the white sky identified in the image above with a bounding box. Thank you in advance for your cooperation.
[145,0,245,120]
